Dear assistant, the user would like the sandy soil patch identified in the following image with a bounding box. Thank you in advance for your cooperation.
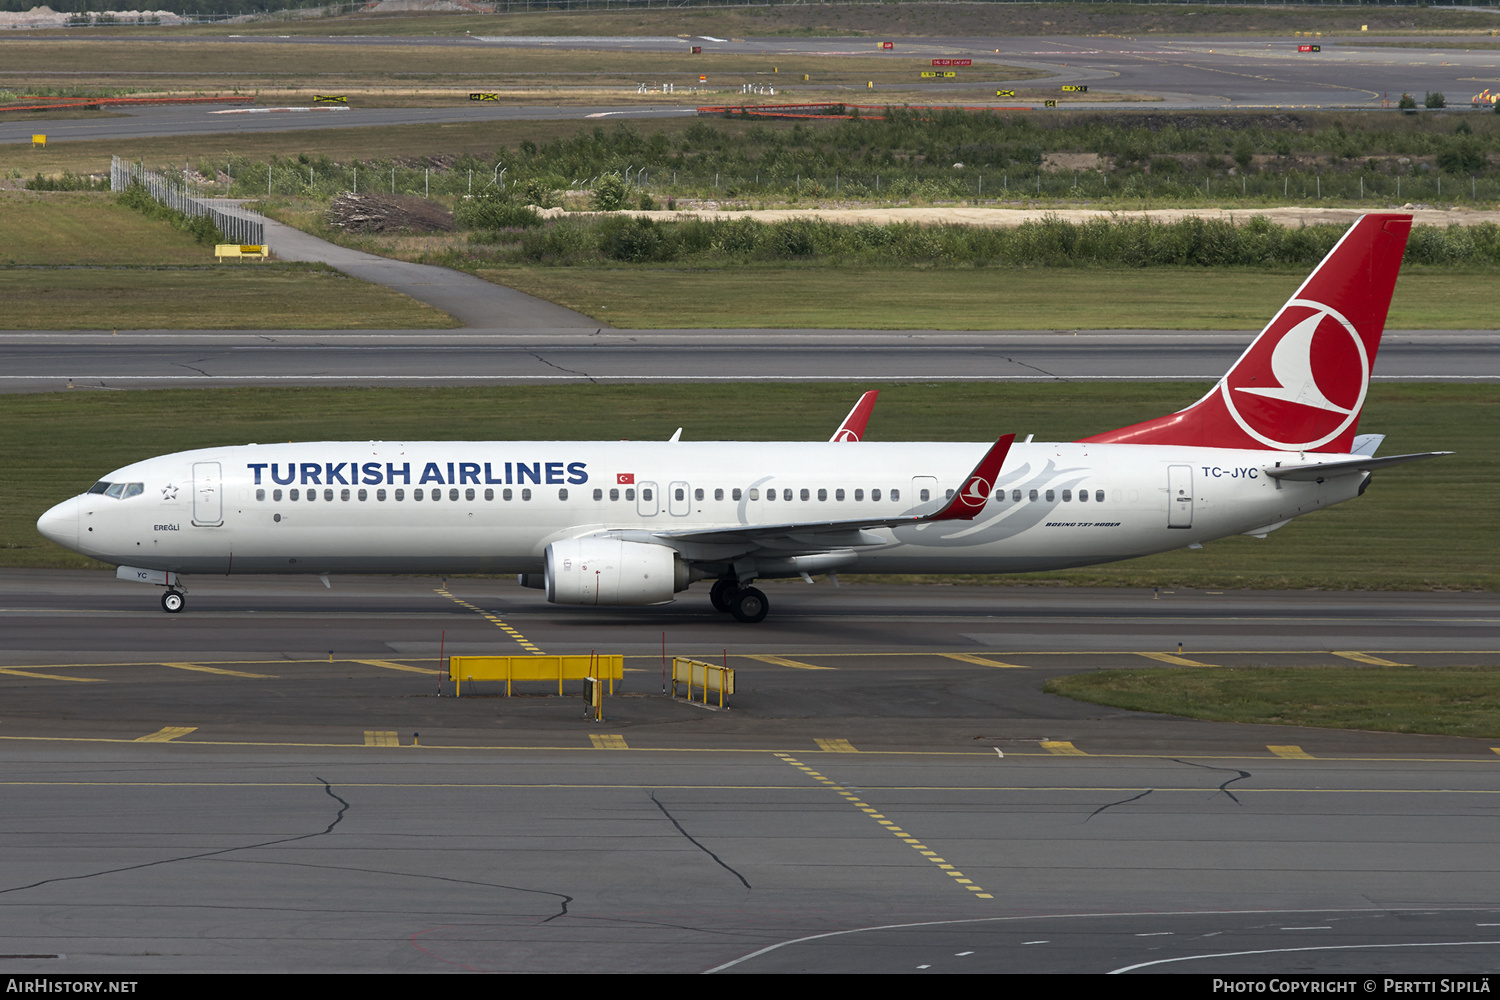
[542,205,1500,228]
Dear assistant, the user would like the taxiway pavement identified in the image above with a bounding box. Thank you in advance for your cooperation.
[0,573,1496,972]
[1,328,1492,392]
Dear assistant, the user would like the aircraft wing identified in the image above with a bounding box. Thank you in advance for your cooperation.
[1263,451,1451,482]
[648,435,1014,547]
[830,391,879,442]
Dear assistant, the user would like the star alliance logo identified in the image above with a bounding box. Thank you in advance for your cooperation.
[161,483,178,500]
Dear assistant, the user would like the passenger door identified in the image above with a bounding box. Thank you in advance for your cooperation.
[192,461,223,527]
[1167,465,1193,529]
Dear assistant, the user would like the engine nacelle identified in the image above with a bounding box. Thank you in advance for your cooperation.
[544,537,688,606]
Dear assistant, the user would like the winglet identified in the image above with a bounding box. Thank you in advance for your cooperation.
[926,435,1015,521]
[830,390,879,442]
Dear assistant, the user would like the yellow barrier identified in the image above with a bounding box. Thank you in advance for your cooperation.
[215,244,268,261]
[449,654,622,696]
[31,134,45,148]
[672,657,734,708]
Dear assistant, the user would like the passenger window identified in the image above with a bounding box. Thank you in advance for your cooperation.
[608,488,618,501]
[783,489,792,501]
[357,489,366,501]
[675,488,684,501]
[836,488,845,501]
[799,488,809,501]
[854,489,863,501]
[993,490,1003,501]
[522,488,532,501]
[485,488,494,501]
[1029,489,1038,501]
[1062,489,1072,502]
[377,489,387,501]
[503,488,512,501]
[817,488,827,501]
[747,488,758,500]
[341,488,350,501]
[1046,489,1056,502]
[626,488,635,501]
[734,488,744,501]
[593,488,603,501]
[643,488,653,502]
[766,489,776,502]
[414,489,424,501]
[891,489,900,502]
[1012,489,1022,502]
[290,488,300,500]
[714,488,724,501]
[1096,490,1105,503]
[432,490,441,502]
[871,489,882,501]
[256,489,266,501]
[695,488,704,501]
[464,488,474,501]
[450,488,460,501]
[1078,489,1088,503]
[559,488,568,501]
[394,489,405,501]
[273,489,283,501]
[920,489,930,502]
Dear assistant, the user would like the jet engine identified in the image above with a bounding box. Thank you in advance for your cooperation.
[543,537,689,606]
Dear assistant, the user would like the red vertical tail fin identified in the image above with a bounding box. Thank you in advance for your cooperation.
[830,390,879,442]
[1080,214,1412,453]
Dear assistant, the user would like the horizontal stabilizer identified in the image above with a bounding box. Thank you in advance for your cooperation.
[1264,451,1451,482]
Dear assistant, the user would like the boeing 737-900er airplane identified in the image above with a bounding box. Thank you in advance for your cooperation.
[37,213,1447,622]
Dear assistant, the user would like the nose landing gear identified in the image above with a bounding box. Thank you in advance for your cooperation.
[161,589,185,613]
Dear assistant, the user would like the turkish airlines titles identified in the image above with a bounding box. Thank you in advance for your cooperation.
[246,459,591,488]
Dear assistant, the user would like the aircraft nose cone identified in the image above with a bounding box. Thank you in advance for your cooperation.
[36,497,79,550]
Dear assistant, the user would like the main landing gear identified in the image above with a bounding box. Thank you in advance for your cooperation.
[709,577,769,623]
[161,589,185,613]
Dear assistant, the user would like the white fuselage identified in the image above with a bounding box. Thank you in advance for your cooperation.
[40,439,1359,579]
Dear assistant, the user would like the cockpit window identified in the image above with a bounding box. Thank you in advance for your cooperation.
[87,481,111,495]
[100,482,144,499]
[104,483,125,498]
[122,483,144,499]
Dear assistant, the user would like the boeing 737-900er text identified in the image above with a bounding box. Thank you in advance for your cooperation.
[37,214,1447,622]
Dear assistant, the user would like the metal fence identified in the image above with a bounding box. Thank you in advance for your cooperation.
[110,155,265,247]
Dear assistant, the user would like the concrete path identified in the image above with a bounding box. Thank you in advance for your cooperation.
[227,206,600,330]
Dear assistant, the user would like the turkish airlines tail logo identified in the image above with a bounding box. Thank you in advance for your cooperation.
[1222,299,1367,450]
[1078,214,1412,454]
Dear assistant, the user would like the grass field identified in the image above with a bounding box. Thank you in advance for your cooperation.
[6,383,1494,590]
[0,266,457,330]
[0,118,718,182]
[0,191,456,329]
[1047,666,1500,739]
[0,190,217,266]
[477,265,1500,330]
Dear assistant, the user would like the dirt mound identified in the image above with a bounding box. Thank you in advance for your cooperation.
[326,193,454,233]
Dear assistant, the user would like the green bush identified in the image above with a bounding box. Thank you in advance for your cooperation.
[591,173,626,211]
[453,191,541,230]
[26,171,108,191]
[1425,91,1447,110]
[1436,142,1486,175]
[116,182,223,244]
